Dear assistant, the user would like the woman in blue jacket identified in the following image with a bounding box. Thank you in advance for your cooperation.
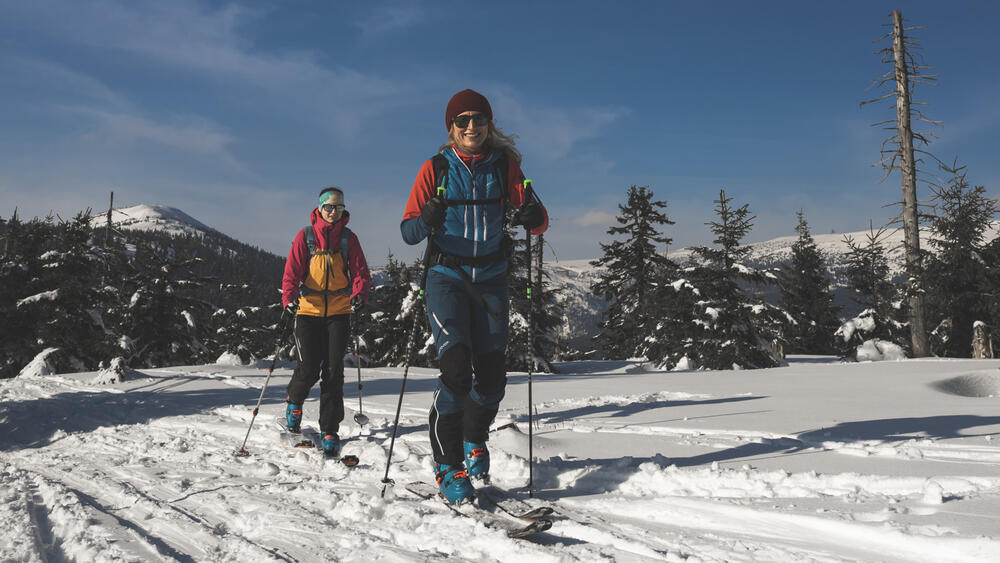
[401,89,548,503]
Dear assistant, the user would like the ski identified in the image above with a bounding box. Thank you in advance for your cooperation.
[477,485,554,521]
[277,420,316,449]
[404,481,552,539]
[277,422,359,467]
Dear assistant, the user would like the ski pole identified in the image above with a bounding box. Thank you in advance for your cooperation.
[235,312,292,457]
[380,187,444,498]
[352,310,369,426]
[523,179,536,497]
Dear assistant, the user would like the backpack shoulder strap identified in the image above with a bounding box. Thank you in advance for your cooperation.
[340,227,352,279]
[494,151,509,205]
[303,226,316,255]
[431,153,449,195]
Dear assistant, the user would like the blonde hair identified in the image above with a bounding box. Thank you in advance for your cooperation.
[440,121,522,165]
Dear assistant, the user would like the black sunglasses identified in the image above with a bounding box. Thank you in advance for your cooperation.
[321,204,345,213]
[452,114,489,128]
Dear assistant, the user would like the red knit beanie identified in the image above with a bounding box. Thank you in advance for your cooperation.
[445,89,492,130]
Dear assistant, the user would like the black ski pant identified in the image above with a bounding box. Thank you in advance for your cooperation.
[286,313,350,436]
[429,346,507,466]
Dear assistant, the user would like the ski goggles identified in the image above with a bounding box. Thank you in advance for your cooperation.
[452,114,489,128]
[321,203,346,213]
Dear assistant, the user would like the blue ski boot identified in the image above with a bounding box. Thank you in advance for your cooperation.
[434,463,475,504]
[463,441,490,481]
[322,433,341,457]
[285,400,302,433]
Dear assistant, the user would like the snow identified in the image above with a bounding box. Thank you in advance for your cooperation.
[215,352,247,366]
[2,356,1000,561]
[16,348,60,377]
[16,290,60,308]
[856,340,908,362]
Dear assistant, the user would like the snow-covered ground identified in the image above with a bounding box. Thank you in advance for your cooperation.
[3,357,999,562]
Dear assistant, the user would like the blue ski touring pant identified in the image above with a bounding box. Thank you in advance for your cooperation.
[425,269,509,466]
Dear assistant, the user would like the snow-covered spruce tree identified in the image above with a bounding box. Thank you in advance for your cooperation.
[119,240,214,368]
[211,299,277,364]
[590,185,674,360]
[981,237,1000,346]
[684,190,784,370]
[777,211,841,354]
[22,211,121,372]
[367,255,435,367]
[923,161,998,357]
[836,225,909,358]
[507,233,564,373]
[1,213,57,377]
[640,269,700,370]
[364,253,412,366]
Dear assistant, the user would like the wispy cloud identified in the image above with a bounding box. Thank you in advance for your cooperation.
[0,55,127,109]
[352,4,425,44]
[70,107,240,164]
[10,0,412,141]
[488,88,629,162]
[573,210,616,228]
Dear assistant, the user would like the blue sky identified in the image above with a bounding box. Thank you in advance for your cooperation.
[2,1,998,266]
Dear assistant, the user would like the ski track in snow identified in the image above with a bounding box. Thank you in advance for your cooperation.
[2,359,1000,562]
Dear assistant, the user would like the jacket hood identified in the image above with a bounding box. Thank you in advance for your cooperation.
[309,208,351,248]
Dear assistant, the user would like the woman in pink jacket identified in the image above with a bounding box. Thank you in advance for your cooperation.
[281,186,371,456]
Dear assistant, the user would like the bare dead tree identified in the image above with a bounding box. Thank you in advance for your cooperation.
[861,10,942,357]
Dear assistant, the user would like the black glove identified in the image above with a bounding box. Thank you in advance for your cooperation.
[350,296,365,314]
[279,301,298,330]
[421,197,448,228]
[512,202,544,230]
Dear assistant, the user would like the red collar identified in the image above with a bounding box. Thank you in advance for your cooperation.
[452,145,488,166]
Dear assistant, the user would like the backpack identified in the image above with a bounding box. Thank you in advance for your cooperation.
[426,151,516,272]
[301,225,352,294]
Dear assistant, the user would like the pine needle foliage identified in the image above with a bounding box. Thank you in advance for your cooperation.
[590,185,675,360]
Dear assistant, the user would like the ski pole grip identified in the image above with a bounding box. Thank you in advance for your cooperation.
[522,179,534,201]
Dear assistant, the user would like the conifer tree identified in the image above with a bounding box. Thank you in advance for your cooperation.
[777,211,841,354]
[1,214,57,377]
[365,255,435,367]
[365,253,413,366]
[641,272,701,370]
[590,185,674,359]
[981,237,1000,342]
[25,211,120,372]
[836,225,908,357]
[684,190,783,370]
[508,234,564,372]
[120,240,214,367]
[923,162,998,357]
[842,226,896,318]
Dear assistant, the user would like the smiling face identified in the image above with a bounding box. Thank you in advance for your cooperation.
[451,111,489,154]
[318,190,345,224]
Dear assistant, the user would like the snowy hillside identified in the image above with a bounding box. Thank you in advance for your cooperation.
[670,222,1000,288]
[2,356,999,561]
[89,204,217,238]
[565,221,1000,334]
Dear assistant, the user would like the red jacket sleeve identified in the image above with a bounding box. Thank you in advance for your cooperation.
[282,228,309,307]
[507,158,549,235]
[348,231,371,303]
[402,159,437,220]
